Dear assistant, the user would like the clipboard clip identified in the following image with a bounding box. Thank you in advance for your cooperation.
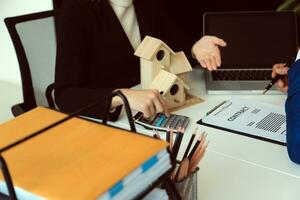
[206,101,232,116]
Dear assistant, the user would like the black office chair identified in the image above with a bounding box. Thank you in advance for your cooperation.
[4,10,57,117]
[53,0,63,9]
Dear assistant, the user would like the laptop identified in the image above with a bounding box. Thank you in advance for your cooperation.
[203,11,298,94]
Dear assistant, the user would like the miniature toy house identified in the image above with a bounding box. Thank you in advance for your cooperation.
[135,36,193,110]
[135,36,175,88]
[148,70,189,109]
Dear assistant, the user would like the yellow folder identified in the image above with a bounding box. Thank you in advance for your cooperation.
[0,107,168,199]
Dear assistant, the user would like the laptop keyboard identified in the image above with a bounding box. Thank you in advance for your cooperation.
[212,69,272,81]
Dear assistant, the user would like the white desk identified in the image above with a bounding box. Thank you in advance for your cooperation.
[112,68,300,200]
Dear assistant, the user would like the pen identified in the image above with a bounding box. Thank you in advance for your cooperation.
[175,158,189,182]
[169,129,174,151]
[188,132,206,159]
[189,141,209,173]
[166,128,170,143]
[183,128,197,158]
[262,75,284,95]
[262,63,290,95]
[172,127,184,159]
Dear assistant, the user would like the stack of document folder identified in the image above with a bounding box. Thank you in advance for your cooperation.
[0,107,171,200]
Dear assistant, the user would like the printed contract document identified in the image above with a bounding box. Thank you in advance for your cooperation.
[198,98,286,144]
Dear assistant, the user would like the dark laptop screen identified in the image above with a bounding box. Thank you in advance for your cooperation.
[204,11,298,68]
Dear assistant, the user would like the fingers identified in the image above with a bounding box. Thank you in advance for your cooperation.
[193,36,225,70]
[273,63,286,69]
[282,85,288,93]
[203,57,212,70]
[122,89,169,118]
[142,90,169,118]
[198,54,219,71]
[272,63,288,76]
[139,99,152,118]
[215,48,222,67]
[211,36,227,47]
[147,99,156,116]
[157,93,170,116]
[271,70,277,79]
[151,90,169,116]
[277,79,288,93]
[210,56,218,70]
[278,79,284,87]
[271,63,289,92]
[275,67,289,76]
[199,59,207,69]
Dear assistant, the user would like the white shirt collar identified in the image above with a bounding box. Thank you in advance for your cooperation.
[109,0,133,7]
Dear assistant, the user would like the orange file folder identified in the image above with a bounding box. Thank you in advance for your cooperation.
[0,107,168,199]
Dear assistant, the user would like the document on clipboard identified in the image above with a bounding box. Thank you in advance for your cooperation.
[197,98,286,145]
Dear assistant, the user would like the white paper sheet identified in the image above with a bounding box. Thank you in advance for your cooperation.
[202,98,286,144]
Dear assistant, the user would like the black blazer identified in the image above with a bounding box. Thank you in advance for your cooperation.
[55,0,192,120]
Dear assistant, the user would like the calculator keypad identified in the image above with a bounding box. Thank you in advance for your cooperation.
[152,114,189,130]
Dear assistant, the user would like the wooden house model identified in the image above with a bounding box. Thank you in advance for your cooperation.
[135,36,193,109]
[148,70,189,109]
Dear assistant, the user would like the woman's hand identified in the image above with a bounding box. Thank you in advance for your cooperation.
[112,89,169,118]
[272,63,289,93]
[192,35,227,71]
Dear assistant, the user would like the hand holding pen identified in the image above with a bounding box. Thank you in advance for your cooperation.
[263,63,289,94]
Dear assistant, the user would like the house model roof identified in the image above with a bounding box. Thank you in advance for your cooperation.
[134,36,175,61]
[148,70,189,95]
[169,51,193,75]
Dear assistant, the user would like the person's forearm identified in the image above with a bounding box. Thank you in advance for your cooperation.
[111,88,129,109]
[55,86,118,120]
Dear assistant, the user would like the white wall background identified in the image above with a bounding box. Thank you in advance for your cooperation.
[0,0,53,85]
[0,0,53,123]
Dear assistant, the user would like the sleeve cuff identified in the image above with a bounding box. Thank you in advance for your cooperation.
[108,105,123,122]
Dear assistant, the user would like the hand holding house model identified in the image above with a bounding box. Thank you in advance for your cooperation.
[135,36,200,110]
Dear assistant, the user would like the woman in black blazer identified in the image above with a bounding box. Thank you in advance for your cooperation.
[55,0,226,120]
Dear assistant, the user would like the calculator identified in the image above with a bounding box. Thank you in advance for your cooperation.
[133,112,189,132]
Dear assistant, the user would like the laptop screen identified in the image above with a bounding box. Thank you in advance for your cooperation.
[203,11,298,68]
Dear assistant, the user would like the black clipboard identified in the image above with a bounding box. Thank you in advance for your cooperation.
[197,119,286,146]
[196,100,286,146]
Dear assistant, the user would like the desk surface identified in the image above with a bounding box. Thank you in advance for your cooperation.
[1,70,299,199]
[112,68,300,200]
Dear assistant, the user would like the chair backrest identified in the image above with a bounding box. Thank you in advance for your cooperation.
[53,0,63,9]
[5,10,57,115]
